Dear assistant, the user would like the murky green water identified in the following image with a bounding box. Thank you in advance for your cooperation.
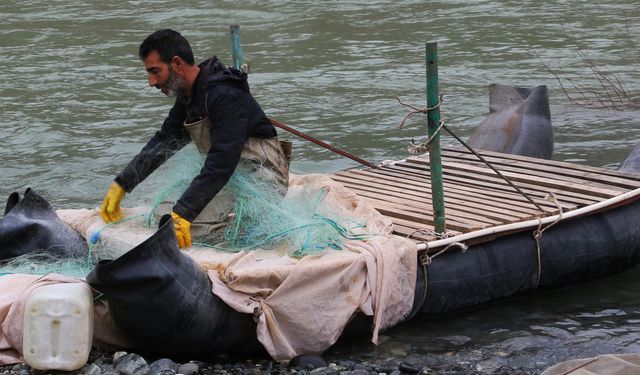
[2,0,639,370]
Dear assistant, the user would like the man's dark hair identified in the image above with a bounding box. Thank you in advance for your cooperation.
[139,29,195,65]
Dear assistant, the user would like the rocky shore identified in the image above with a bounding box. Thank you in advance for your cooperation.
[0,347,533,375]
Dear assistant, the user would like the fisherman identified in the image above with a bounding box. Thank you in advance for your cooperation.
[100,29,289,248]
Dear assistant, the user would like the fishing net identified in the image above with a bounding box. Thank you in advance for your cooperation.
[141,147,370,256]
[0,252,92,278]
[0,145,372,278]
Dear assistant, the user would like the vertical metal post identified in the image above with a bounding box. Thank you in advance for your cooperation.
[426,42,446,234]
[229,24,243,70]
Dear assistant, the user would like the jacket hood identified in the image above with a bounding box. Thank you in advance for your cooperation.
[198,56,248,91]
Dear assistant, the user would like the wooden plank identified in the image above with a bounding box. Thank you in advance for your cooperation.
[372,163,597,207]
[343,183,513,225]
[386,161,603,206]
[333,174,551,222]
[336,168,572,213]
[436,150,638,191]
[357,197,485,233]
[406,159,623,199]
[439,146,640,182]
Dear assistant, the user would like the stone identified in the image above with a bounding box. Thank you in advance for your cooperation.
[398,362,420,374]
[309,367,338,375]
[82,363,102,375]
[177,362,199,375]
[114,353,150,375]
[289,355,328,370]
[112,351,128,363]
[348,370,368,375]
[149,359,178,375]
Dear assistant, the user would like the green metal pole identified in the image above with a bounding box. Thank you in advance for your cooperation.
[426,42,446,234]
[229,24,243,70]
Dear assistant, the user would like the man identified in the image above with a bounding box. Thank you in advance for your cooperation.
[100,29,289,248]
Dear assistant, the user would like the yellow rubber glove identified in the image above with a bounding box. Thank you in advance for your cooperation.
[171,211,192,249]
[100,182,126,223]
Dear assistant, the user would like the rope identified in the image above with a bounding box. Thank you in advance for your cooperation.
[532,192,564,288]
[420,242,468,266]
[407,121,446,154]
[396,95,444,129]
[407,227,454,240]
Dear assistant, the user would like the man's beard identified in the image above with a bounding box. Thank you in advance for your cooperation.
[163,67,187,98]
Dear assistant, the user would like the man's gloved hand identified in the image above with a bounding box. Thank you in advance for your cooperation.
[100,182,126,223]
[171,211,192,249]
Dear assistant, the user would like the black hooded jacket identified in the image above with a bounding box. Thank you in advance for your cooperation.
[115,57,276,222]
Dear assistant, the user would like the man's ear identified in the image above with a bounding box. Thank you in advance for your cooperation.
[170,56,185,73]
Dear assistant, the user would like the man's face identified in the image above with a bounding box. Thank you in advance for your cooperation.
[144,50,186,98]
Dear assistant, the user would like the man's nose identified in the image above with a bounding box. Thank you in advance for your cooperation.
[148,75,157,87]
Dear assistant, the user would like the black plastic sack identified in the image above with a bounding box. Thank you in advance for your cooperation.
[86,215,257,358]
[0,188,88,261]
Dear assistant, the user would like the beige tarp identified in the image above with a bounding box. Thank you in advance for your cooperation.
[541,354,640,375]
[43,174,416,361]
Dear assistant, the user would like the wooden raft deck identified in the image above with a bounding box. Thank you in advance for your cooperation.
[332,146,640,243]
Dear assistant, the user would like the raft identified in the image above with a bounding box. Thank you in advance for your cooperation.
[334,146,640,315]
[3,146,640,362]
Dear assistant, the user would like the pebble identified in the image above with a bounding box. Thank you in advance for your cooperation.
[82,363,102,375]
[149,359,178,375]
[114,353,150,375]
[177,362,199,375]
[290,355,328,370]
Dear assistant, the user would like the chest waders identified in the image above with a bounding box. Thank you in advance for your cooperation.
[182,117,291,236]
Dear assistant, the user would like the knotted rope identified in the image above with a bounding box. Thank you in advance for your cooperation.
[532,192,564,288]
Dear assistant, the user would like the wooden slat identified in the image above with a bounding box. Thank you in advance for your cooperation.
[407,159,623,199]
[345,184,508,225]
[333,173,556,222]
[388,162,602,206]
[437,149,640,191]
[338,166,575,214]
[440,146,640,182]
[375,163,596,207]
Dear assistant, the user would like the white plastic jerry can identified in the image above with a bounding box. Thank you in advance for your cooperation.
[23,282,94,371]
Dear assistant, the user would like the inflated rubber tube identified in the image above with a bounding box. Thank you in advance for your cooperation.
[0,188,88,261]
[419,198,640,315]
[86,215,257,358]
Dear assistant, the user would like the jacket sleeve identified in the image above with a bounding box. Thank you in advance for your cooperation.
[115,100,190,192]
[172,88,249,222]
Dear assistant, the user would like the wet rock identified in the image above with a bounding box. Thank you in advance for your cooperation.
[114,353,150,375]
[439,335,472,347]
[112,351,128,363]
[398,362,420,374]
[81,363,102,375]
[309,367,338,375]
[11,364,28,373]
[149,359,178,375]
[348,369,368,375]
[290,355,328,370]
[177,362,199,375]
[499,335,555,352]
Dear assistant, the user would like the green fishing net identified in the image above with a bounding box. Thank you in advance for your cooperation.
[144,147,369,256]
[0,145,370,277]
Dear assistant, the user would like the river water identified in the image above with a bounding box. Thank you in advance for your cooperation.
[1,1,639,372]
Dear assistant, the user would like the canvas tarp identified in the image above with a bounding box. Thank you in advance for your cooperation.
[55,173,418,361]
